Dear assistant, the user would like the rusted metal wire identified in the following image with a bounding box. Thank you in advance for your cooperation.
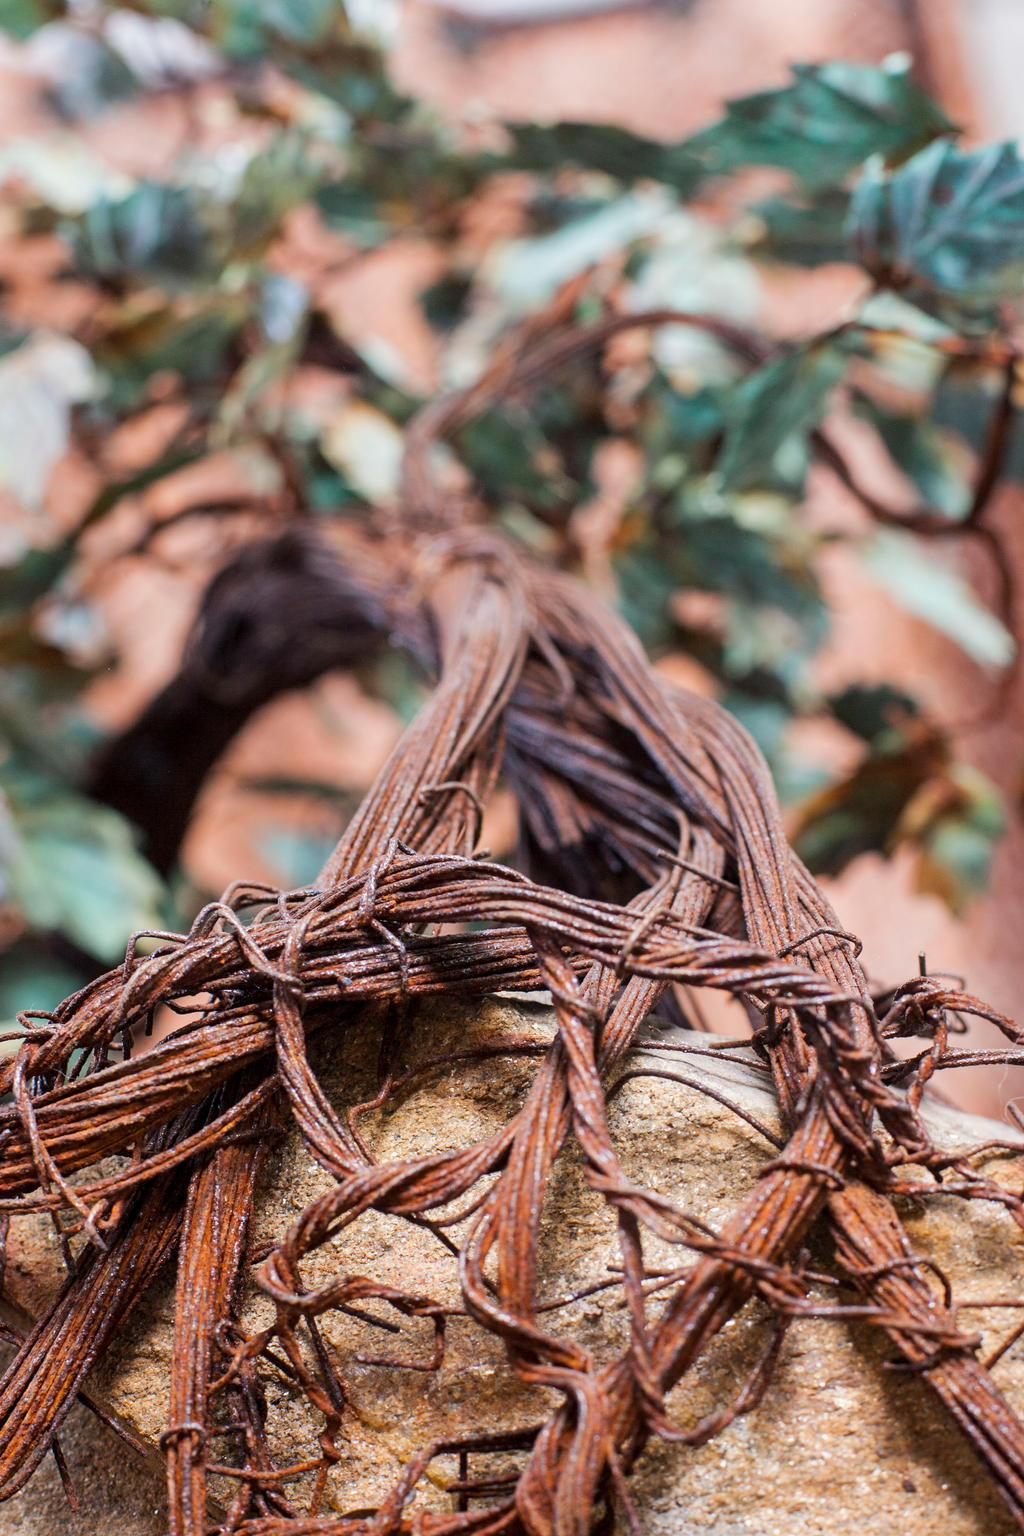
[6,316,1024,1534]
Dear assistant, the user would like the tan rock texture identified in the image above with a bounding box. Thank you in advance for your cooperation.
[3,995,1024,1535]
[0,1389,167,1536]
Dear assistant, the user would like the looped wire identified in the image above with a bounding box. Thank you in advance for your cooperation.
[778,926,864,959]
[158,1423,209,1453]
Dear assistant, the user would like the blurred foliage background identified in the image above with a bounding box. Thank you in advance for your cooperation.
[1,1,1023,1047]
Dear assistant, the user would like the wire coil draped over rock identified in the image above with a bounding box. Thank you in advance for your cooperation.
[6,520,1024,1536]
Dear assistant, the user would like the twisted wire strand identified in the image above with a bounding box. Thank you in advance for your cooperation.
[2,533,1024,1535]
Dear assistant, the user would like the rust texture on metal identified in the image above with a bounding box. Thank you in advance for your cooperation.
[5,316,1024,1535]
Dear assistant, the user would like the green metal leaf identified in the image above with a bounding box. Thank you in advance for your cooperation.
[717,343,847,493]
[457,408,570,513]
[209,0,337,56]
[69,183,213,283]
[849,139,1024,306]
[96,299,247,411]
[910,764,1004,913]
[0,0,50,39]
[31,27,138,118]
[490,190,670,313]
[917,817,998,913]
[827,684,919,744]
[614,544,680,650]
[617,490,827,682]
[854,395,972,520]
[315,183,390,247]
[931,367,1024,486]
[0,546,75,619]
[1,775,168,964]
[792,730,946,878]
[67,138,317,287]
[745,189,852,267]
[0,944,84,1033]
[231,134,320,251]
[687,58,953,193]
[508,121,704,195]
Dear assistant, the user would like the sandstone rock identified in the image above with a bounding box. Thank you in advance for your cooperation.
[0,1386,167,1536]
[3,995,1024,1536]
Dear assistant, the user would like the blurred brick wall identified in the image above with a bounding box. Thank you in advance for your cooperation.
[395,0,914,137]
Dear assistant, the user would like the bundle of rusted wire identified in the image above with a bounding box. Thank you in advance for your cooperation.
[5,354,1024,1536]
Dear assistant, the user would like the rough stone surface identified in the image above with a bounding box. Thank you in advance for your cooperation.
[0,1381,168,1536]
[3,995,1024,1535]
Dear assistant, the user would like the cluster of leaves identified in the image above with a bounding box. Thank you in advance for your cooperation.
[1,4,1023,1017]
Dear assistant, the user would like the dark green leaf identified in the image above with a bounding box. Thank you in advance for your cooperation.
[721,690,789,760]
[96,301,247,410]
[687,60,953,192]
[615,544,680,649]
[67,138,316,288]
[617,496,826,674]
[0,546,73,618]
[0,943,84,1031]
[231,135,320,251]
[457,409,572,512]
[0,0,50,39]
[792,741,937,877]
[315,183,390,246]
[794,802,886,878]
[508,121,704,195]
[746,188,852,266]
[849,139,1024,306]
[717,343,847,492]
[291,54,408,123]
[39,29,138,118]
[854,395,971,519]
[918,818,996,913]
[421,273,473,333]
[792,733,1003,904]
[303,453,365,514]
[1,771,169,964]
[828,684,919,744]
[639,378,725,461]
[209,0,336,56]
[68,183,212,283]
[911,765,1004,913]
[931,366,1024,484]
[684,515,823,635]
